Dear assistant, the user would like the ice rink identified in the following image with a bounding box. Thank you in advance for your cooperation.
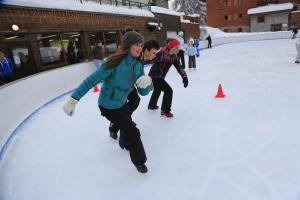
[1,39,300,200]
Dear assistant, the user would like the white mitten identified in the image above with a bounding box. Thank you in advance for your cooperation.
[136,75,152,89]
[63,97,78,116]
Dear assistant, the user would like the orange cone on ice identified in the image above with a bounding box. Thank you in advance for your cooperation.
[93,85,100,93]
[215,84,225,98]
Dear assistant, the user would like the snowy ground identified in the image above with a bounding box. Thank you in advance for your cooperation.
[1,39,300,200]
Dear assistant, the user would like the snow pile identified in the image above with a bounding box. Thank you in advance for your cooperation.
[201,26,291,39]
[188,14,200,17]
[181,19,191,23]
[248,2,293,15]
[150,6,184,16]
[1,0,154,17]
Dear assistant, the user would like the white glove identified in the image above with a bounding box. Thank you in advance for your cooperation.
[136,75,152,89]
[63,97,78,116]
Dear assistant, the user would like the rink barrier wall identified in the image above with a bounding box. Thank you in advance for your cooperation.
[0,31,297,164]
[199,31,296,49]
[0,62,95,163]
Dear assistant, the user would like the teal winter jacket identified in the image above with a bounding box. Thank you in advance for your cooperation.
[71,54,151,109]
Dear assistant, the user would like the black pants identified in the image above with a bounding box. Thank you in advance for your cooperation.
[99,104,146,166]
[188,56,196,68]
[112,88,140,130]
[127,88,140,114]
[208,41,212,48]
[148,79,173,112]
[177,49,186,69]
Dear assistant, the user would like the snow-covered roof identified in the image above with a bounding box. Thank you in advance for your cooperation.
[1,0,154,18]
[150,6,184,16]
[147,22,159,26]
[188,14,200,17]
[181,19,191,23]
[247,3,293,15]
[291,10,300,14]
[180,19,199,24]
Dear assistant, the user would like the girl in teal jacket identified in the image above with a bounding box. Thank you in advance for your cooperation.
[63,31,152,174]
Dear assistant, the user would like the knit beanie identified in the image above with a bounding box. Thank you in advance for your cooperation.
[167,39,180,49]
[121,31,144,50]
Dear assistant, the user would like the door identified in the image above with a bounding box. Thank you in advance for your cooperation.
[6,41,37,79]
[271,24,282,32]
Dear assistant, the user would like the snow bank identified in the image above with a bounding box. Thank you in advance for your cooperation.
[248,2,293,15]
[200,26,294,48]
[150,6,184,16]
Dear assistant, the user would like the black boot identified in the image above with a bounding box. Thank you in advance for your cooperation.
[148,105,159,110]
[119,131,125,150]
[135,164,148,173]
[109,122,119,140]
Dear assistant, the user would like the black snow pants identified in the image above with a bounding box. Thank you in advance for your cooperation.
[148,79,173,112]
[99,104,146,166]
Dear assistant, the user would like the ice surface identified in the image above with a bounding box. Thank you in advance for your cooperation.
[1,39,300,200]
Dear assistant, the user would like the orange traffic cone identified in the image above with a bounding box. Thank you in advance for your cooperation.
[93,85,100,93]
[215,83,225,98]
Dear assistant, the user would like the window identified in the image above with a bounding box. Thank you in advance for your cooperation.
[224,29,228,32]
[238,0,242,5]
[224,0,228,7]
[224,15,228,20]
[89,32,104,50]
[271,24,282,31]
[89,31,119,56]
[37,33,64,65]
[63,32,84,64]
[257,16,265,23]
[104,31,118,54]
[239,13,243,18]
[238,27,242,32]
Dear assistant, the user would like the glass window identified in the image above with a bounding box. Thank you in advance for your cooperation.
[89,32,104,51]
[62,32,84,64]
[104,31,118,54]
[37,33,64,65]
[238,0,242,5]
[224,15,228,20]
[11,47,29,68]
[224,0,228,7]
[257,16,265,23]
[239,13,243,18]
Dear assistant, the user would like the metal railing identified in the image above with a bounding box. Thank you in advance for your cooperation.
[76,0,151,10]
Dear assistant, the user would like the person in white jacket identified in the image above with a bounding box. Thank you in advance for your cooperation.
[176,31,186,69]
[295,38,300,64]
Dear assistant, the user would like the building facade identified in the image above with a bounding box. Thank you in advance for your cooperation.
[206,0,257,32]
[181,16,201,40]
[206,0,300,32]
[248,3,293,32]
[0,3,158,80]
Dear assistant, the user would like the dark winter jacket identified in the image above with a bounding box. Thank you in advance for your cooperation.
[67,45,77,64]
[0,58,14,76]
[148,48,187,81]
[92,46,105,60]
